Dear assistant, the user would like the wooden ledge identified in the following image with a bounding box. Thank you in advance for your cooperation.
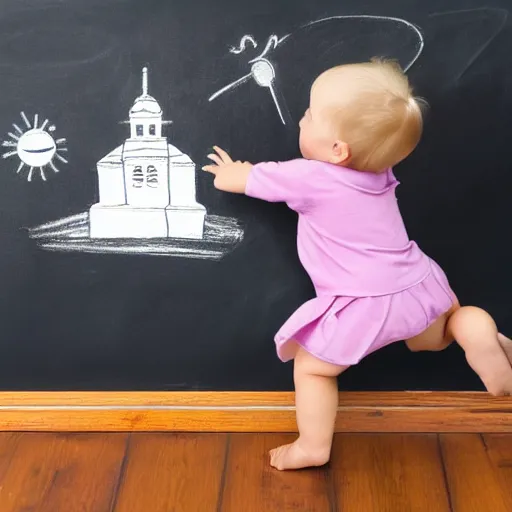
[0,391,510,432]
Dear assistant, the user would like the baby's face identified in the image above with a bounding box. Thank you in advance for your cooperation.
[298,71,348,162]
[298,101,332,161]
[298,106,319,160]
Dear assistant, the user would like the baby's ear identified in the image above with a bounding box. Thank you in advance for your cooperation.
[330,140,351,165]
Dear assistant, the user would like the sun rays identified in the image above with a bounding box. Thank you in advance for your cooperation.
[2,112,67,181]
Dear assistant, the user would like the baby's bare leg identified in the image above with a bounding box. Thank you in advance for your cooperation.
[269,346,348,471]
[498,333,512,363]
[407,304,512,396]
[449,307,512,396]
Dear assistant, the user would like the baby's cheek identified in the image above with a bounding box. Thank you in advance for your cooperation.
[299,136,312,159]
[299,128,307,145]
[298,132,306,152]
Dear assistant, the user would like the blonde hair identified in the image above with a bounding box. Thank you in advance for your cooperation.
[314,59,426,172]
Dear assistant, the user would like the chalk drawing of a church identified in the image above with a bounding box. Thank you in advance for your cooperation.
[27,66,244,260]
[89,67,206,240]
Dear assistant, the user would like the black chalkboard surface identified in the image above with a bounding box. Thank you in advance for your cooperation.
[0,0,511,391]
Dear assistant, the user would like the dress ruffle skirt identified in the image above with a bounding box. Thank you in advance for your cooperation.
[275,258,456,366]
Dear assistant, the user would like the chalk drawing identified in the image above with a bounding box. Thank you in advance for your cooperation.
[2,113,67,181]
[209,34,290,124]
[27,67,244,261]
[209,15,424,125]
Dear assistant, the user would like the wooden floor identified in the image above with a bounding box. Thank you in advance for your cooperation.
[0,433,511,511]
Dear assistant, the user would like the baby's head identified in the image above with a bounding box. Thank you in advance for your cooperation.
[299,59,425,172]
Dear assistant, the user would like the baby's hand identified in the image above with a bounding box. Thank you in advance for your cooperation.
[202,146,252,194]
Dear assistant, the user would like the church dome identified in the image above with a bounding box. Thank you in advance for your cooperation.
[129,67,162,117]
[130,94,162,116]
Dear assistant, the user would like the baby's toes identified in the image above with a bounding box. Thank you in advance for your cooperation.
[269,447,281,468]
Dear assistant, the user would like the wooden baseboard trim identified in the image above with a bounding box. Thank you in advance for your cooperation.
[0,391,510,432]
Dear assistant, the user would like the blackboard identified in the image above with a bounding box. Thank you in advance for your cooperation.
[0,0,511,391]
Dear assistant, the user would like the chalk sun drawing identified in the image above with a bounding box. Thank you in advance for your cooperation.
[27,67,244,261]
[208,15,424,125]
[2,113,67,181]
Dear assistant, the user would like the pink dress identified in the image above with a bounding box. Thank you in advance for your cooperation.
[245,159,456,366]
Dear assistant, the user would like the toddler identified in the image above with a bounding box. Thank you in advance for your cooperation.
[203,59,512,471]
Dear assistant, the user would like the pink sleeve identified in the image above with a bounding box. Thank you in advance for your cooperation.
[245,159,317,213]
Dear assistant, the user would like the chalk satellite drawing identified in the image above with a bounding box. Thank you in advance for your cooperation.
[208,9,507,126]
[209,15,424,125]
[28,68,245,260]
[2,113,67,181]
[209,34,291,124]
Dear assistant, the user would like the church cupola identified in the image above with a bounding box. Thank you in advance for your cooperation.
[129,67,163,138]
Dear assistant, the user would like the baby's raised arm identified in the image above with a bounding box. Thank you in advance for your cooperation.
[203,146,318,213]
[202,146,252,194]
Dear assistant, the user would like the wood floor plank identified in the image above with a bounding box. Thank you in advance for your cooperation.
[331,434,450,512]
[0,432,128,512]
[113,433,226,512]
[441,434,512,512]
[481,435,512,504]
[220,434,333,512]
[483,434,512,480]
[0,433,22,483]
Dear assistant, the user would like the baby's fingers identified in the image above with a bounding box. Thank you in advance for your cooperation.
[207,153,224,166]
[213,146,233,164]
[202,164,218,174]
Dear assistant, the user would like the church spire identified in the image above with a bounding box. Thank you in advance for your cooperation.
[129,67,163,138]
[142,67,148,96]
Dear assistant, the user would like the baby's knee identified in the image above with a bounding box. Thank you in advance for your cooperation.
[447,306,497,344]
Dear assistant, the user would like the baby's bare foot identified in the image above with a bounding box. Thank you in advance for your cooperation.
[465,337,512,397]
[269,439,330,471]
